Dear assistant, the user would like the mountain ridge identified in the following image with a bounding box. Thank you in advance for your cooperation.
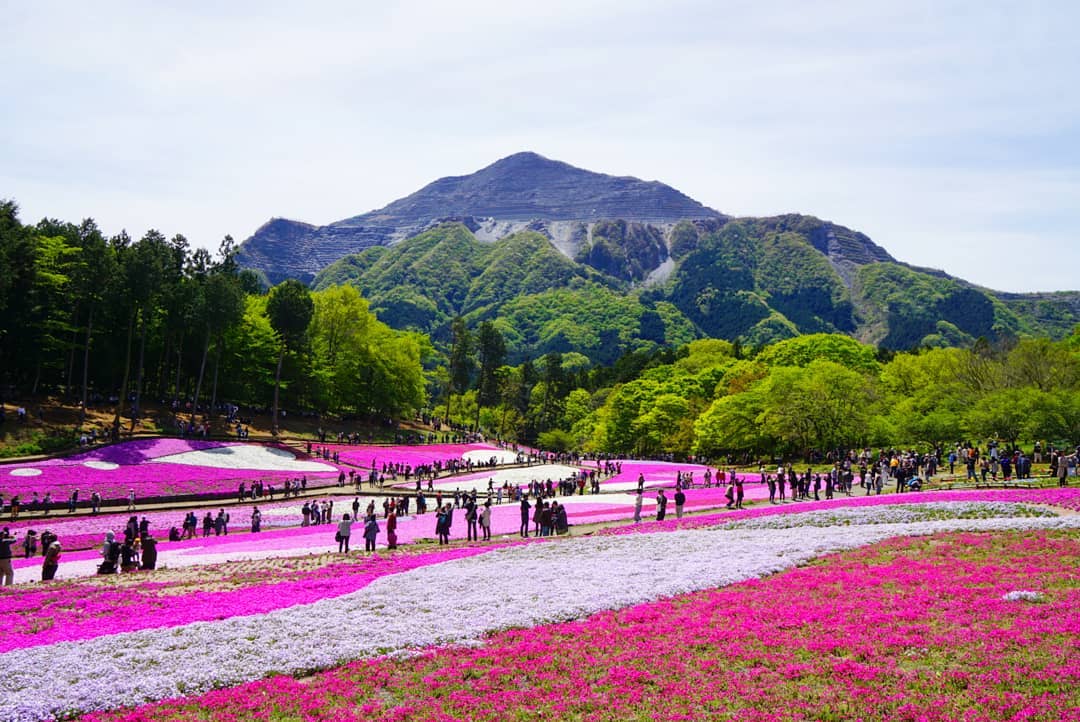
[238,151,727,284]
[239,152,1079,357]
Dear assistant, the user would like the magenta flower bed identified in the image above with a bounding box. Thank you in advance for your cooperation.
[0,439,340,501]
[81,528,1080,722]
[327,442,512,471]
[597,460,763,487]
[0,545,508,653]
[6,496,315,557]
[602,486,1080,536]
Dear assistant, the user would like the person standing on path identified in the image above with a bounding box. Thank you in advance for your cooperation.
[386,509,398,549]
[41,540,61,581]
[0,528,17,586]
[655,489,668,521]
[532,498,543,536]
[465,497,478,542]
[126,489,135,512]
[22,529,38,558]
[553,500,569,535]
[520,496,531,538]
[337,513,353,553]
[443,503,454,540]
[363,514,379,552]
[480,500,492,540]
[674,488,686,519]
[735,475,745,509]
[633,489,643,523]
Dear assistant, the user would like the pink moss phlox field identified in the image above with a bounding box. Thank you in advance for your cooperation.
[599,460,762,487]
[0,544,509,653]
[325,443,509,470]
[6,492,353,554]
[600,486,1080,536]
[81,529,1080,722]
[0,438,340,500]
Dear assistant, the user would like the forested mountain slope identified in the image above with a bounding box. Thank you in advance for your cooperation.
[245,153,1079,359]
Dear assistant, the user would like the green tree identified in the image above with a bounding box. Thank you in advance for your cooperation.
[113,230,172,433]
[266,279,314,433]
[475,321,507,429]
[694,384,769,456]
[1003,338,1080,392]
[962,388,1036,447]
[755,333,881,373]
[444,317,473,423]
[70,219,116,423]
[192,271,245,422]
[758,360,878,457]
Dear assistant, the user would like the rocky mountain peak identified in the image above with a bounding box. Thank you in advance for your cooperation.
[238,152,724,283]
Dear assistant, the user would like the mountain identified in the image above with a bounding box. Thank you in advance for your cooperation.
[238,151,723,285]
[242,152,1080,360]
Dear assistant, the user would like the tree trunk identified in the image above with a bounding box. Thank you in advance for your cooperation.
[113,308,136,436]
[173,337,184,406]
[66,302,81,397]
[158,332,172,403]
[130,310,148,433]
[80,306,94,425]
[192,325,211,424]
[209,333,223,421]
[272,343,285,434]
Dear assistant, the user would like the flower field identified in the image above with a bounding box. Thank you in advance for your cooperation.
[325,442,518,471]
[0,439,341,501]
[84,528,1080,722]
[2,486,699,581]
[5,463,757,582]
[0,489,1078,721]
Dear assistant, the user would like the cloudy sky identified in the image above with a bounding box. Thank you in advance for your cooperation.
[2,1,1077,292]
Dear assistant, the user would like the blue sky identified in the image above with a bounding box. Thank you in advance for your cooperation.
[2,0,1077,292]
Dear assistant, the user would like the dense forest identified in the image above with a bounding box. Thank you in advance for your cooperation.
[2,200,1078,460]
[0,201,427,436]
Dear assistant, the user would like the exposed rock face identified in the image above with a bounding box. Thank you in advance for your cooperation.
[237,151,724,284]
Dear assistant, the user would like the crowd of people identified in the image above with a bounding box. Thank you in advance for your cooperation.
[5,437,1077,585]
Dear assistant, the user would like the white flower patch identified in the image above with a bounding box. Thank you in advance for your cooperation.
[558,492,642,506]
[723,502,1055,530]
[83,461,119,471]
[2,511,1079,722]
[151,445,336,472]
[462,449,519,465]
[1002,590,1045,602]
[8,468,42,477]
[425,464,583,493]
